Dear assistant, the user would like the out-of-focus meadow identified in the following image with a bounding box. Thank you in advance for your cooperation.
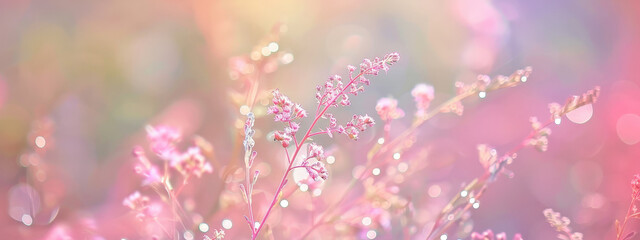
[1,0,639,239]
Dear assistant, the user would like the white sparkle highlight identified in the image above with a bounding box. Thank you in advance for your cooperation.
[199,223,209,232]
[222,219,233,229]
[362,217,372,226]
[366,230,377,239]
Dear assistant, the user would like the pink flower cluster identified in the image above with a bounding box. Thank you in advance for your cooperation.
[526,117,552,152]
[268,89,306,147]
[543,208,583,240]
[471,229,523,240]
[171,147,212,178]
[359,52,400,75]
[268,89,308,122]
[632,174,640,196]
[132,147,162,185]
[344,114,375,140]
[549,86,601,122]
[250,53,399,239]
[146,125,181,160]
[315,53,400,108]
[302,160,328,181]
[302,143,329,181]
[122,191,161,221]
[134,125,213,183]
[376,97,405,121]
[411,83,434,117]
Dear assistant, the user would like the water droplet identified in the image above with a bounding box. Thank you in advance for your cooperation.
[566,104,593,124]
[9,184,41,223]
[554,118,562,125]
[21,214,33,226]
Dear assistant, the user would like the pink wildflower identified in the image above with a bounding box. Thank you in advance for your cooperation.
[204,229,226,240]
[306,143,325,161]
[359,52,400,75]
[442,101,464,116]
[267,89,307,147]
[471,229,523,240]
[302,160,328,181]
[171,147,213,178]
[411,83,434,116]
[145,125,181,160]
[542,208,568,229]
[268,89,307,122]
[273,130,293,147]
[526,117,552,152]
[375,97,405,121]
[344,114,375,140]
[123,191,161,221]
[132,147,162,185]
[632,174,640,196]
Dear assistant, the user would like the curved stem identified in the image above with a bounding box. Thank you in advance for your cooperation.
[618,191,640,240]
[298,91,477,239]
[426,120,558,240]
[252,72,364,240]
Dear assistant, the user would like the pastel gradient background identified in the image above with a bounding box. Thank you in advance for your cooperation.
[1,0,639,239]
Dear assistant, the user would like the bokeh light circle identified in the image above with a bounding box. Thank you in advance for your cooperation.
[616,114,640,145]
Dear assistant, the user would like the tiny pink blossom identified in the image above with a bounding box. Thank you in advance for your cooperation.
[306,143,325,161]
[123,191,148,210]
[632,174,640,196]
[549,102,563,120]
[344,114,375,140]
[471,229,523,240]
[442,101,464,116]
[273,130,292,147]
[303,160,328,181]
[171,147,213,178]
[132,147,162,185]
[376,97,405,121]
[145,125,181,160]
[123,191,161,221]
[411,83,434,116]
[359,52,400,75]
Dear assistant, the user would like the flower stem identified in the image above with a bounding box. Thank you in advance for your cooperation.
[252,72,363,240]
[617,191,640,240]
